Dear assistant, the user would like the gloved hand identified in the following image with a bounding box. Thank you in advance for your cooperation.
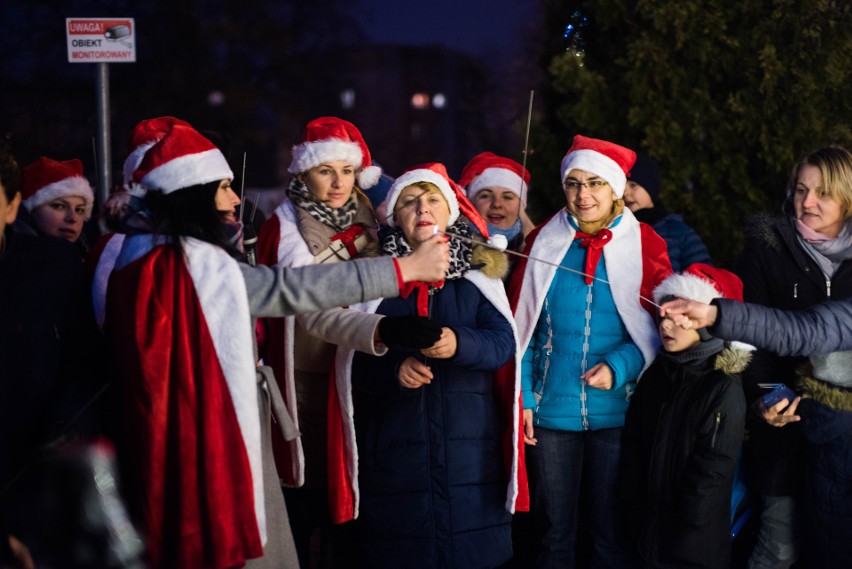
[378,315,443,350]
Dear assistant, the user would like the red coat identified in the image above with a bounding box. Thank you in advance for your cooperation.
[107,235,264,569]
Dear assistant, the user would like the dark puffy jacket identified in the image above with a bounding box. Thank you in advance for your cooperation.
[635,206,711,272]
[621,345,748,569]
[712,297,852,356]
[710,295,852,568]
[352,276,515,569]
[734,215,852,495]
[0,229,104,545]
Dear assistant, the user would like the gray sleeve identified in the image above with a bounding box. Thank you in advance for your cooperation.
[297,308,387,356]
[240,256,400,317]
[711,298,852,356]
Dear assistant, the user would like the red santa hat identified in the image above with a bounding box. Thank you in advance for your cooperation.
[128,116,233,194]
[459,152,531,204]
[384,162,507,250]
[21,157,94,217]
[559,134,636,198]
[654,263,754,349]
[288,116,382,189]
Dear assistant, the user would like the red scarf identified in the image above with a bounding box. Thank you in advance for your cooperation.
[330,224,366,257]
[574,228,612,284]
[399,280,444,316]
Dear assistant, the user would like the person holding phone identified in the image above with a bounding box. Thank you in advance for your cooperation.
[733,145,852,569]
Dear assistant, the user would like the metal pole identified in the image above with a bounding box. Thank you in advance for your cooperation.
[96,62,112,207]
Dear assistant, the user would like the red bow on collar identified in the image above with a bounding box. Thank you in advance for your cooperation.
[330,224,366,257]
[400,280,444,316]
[574,228,612,285]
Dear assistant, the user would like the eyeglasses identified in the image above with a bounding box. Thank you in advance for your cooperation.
[563,179,609,191]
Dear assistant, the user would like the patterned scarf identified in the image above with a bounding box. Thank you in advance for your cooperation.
[287,176,358,231]
[382,222,472,314]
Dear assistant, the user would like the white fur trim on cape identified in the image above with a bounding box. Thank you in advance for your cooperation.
[334,272,522,517]
[182,237,266,544]
[514,208,658,376]
[113,234,267,543]
[463,270,522,513]
[23,175,95,218]
[140,148,233,194]
[271,198,314,486]
[653,272,721,305]
[384,169,460,227]
[333,298,383,519]
[466,168,527,204]
[288,139,363,174]
[92,233,126,330]
[560,149,627,197]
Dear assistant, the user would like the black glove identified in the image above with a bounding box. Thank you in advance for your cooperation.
[378,315,443,350]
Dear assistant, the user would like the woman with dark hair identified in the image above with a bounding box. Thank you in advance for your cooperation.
[105,116,449,569]
[734,145,852,569]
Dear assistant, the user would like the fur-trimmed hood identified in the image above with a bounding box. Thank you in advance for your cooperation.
[799,374,852,412]
[713,343,752,374]
[471,241,509,280]
[743,212,789,253]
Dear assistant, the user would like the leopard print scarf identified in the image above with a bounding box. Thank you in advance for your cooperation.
[287,176,358,231]
[382,221,472,285]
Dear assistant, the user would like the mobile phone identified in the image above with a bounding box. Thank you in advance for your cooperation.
[761,384,797,408]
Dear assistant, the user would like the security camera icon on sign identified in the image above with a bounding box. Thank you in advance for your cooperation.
[104,25,132,48]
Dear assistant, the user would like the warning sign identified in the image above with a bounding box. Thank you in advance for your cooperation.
[66,18,136,63]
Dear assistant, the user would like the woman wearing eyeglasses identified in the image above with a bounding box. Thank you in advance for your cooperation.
[507,135,671,568]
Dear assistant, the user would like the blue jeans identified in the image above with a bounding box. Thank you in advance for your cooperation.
[526,426,630,569]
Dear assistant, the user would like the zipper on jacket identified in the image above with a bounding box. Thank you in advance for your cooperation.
[793,282,797,299]
[580,284,594,431]
[710,411,721,449]
[826,278,832,298]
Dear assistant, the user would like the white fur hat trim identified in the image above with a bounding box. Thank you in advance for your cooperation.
[560,148,627,197]
[23,175,94,218]
[653,272,721,305]
[466,167,527,203]
[288,140,363,175]
[384,169,460,228]
[140,148,233,194]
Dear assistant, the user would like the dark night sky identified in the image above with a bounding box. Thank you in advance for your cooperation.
[355,0,534,63]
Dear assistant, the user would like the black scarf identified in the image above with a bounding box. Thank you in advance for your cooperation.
[658,335,725,368]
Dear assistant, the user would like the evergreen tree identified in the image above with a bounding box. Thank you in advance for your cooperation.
[528,0,852,263]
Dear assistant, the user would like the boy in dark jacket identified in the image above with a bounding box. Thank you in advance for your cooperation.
[622,264,749,569]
